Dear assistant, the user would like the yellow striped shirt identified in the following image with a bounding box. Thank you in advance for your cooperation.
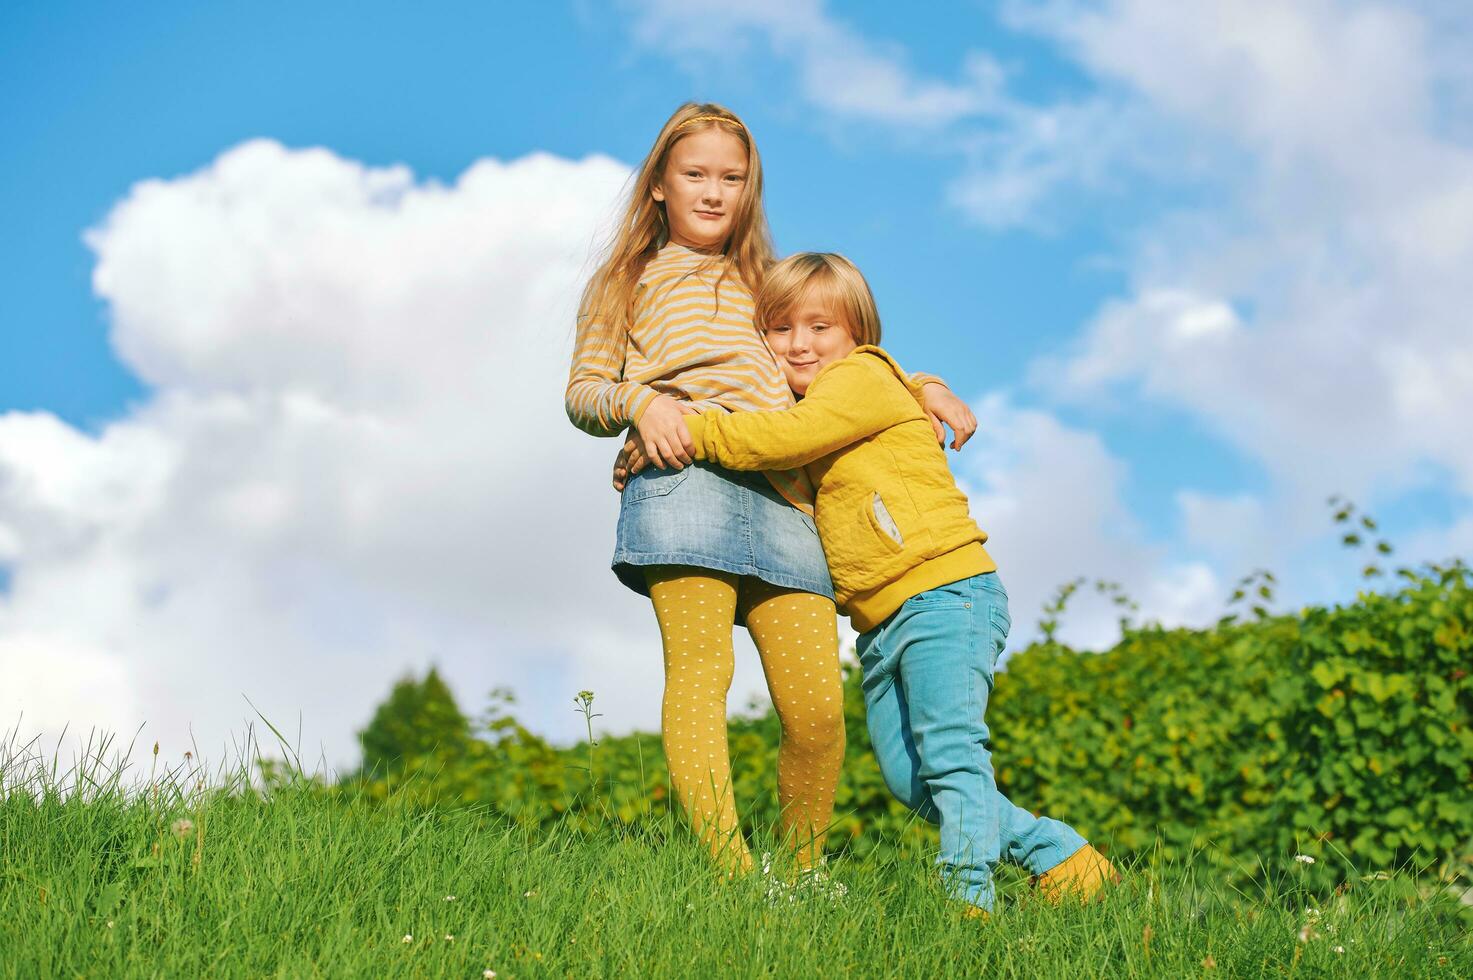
[567,242,795,434]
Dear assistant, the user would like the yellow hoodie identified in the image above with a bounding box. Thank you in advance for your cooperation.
[684,346,995,632]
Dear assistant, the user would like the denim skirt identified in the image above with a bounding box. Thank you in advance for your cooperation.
[613,461,835,603]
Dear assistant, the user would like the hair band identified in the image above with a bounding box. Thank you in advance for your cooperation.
[676,113,742,130]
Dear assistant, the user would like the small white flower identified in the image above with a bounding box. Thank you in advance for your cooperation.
[1293,854,1315,864]
[1305,907,1321,919]
[1333,946,1345,954]
[401,934,413,944]
[1298,924,1318,943]
[523,890,536,898]
[106,921,114,929]
[171,818,194,840]
[483,972,497,979]
[444,934,454,942]
[444,895,456,902]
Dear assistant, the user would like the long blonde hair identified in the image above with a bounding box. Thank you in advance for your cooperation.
[756,252,883,347]
[578,103,775,351]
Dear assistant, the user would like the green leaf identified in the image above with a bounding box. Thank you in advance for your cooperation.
[1310,662,1346,688]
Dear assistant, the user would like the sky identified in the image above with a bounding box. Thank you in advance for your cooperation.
[3,1,1471,772]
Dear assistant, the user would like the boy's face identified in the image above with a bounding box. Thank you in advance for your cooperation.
[764,293,859,396]
[652,129,748,251]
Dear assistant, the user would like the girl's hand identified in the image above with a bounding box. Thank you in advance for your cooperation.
[612,432,652,492]
[632,394,696,470]
[614,402,700,490]
[922,382,978,451]
[612,431,635,491]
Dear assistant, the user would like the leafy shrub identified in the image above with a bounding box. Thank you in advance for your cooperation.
[346,565,1472,885]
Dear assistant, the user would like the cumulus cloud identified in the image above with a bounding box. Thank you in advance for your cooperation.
[1,136,1245,772]
[1177,490,1271,568]
[626,0,1473,514]
[1012,1,1473,524]
[622,0,1004,127]
[622,0,1199,225]
[3,140,775,770]
[957,394,1224,651]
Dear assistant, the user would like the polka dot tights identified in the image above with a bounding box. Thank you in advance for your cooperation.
[646,567,845,875]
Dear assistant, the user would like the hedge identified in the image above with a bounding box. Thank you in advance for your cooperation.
[347,564,1473,886]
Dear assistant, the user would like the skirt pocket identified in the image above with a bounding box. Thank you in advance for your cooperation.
[622,465,692,503]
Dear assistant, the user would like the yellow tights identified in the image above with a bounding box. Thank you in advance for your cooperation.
[645,567,845,875]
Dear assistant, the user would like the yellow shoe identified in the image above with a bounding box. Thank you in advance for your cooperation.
[1034,844,1120,904]
[961,905,990,922]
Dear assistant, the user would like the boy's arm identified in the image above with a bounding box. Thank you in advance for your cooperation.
[684,358,916,470]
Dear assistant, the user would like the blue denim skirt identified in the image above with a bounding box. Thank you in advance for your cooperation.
[613,461,835,602]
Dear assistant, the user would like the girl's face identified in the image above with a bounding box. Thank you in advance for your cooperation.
[763,291,859,396]
[652,128,748,251]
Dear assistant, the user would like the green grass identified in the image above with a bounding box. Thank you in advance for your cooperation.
[2,737,1469,979]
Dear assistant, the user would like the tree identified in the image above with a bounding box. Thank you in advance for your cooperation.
[357,667,470,777]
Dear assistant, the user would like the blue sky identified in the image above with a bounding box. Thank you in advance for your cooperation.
[5,4,1092,399]
[3,1,1470,761]
[2,1,1265,531]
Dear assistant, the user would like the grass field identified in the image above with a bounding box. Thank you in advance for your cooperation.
[2,738,1469,979]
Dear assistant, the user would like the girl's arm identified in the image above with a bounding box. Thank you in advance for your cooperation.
[904,369,977,451]
[564,313,662,438]
[919,381,978,450]
[683,356,918,471]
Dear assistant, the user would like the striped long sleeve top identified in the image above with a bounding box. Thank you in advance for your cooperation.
[566,242,794,436]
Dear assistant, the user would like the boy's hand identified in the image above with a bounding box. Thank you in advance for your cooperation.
[921,382,978,450]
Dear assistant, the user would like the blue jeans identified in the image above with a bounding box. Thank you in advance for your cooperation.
[856,572,1087,910]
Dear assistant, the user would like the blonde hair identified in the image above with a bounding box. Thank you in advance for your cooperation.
[756,252,883,347]
[577,103,775,352]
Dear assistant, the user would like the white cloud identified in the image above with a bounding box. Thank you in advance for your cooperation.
[620,0,1473,597]
[1177,490,1270,567]
[1001,1,1473,547]
[0,138,1253,774]
[957,394,1224,652]
[622,1,1190,229]
[3,140,812,771]
[627,0,1473,504]
[622,0,1003,127]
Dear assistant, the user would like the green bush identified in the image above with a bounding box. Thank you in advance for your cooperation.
[992,562,1472,885]
[346,565,1473,885]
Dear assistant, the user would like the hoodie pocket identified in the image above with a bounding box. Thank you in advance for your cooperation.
[863,491,905,554]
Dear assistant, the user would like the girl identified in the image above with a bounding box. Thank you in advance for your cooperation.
[630,252,1118,911]
[565,104,973,876]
